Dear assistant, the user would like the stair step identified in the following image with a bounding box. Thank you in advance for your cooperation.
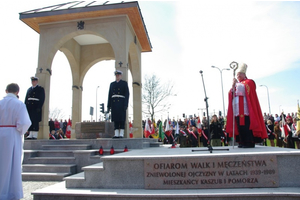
[63,172,85,181]
[22,164,77,173]
[43,144,92,150]
[82,162,103,171]
[150,142,161,147]
[28,157,76,164]
[37,150,74,157]
[22,172,71,181]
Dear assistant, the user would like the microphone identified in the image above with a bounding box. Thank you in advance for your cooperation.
[199,70,203,74]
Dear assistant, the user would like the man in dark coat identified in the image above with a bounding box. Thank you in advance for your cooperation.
[107,70,129,138]
[25,76,45,139]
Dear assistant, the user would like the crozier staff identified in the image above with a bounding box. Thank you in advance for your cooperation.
[226,62,267,148]
[24,76,45,139]
[107,70,129,138]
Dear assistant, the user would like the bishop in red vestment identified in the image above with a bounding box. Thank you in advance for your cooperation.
[226,62,267,148]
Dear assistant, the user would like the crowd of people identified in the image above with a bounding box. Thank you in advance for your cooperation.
[47,118,69,139]
[263,112,300,149]
[142,110,300,149]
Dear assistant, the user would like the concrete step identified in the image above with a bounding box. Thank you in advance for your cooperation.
[27,157,76,164]
[32,182,300,200]
[36,150,75,157]
[22,172,71,181]
[149,142,161,147]
[64,163,104,188]
[43,144,92,150]
[22,164,77,173]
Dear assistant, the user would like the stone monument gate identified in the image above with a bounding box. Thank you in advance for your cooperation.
[19,1,152,139]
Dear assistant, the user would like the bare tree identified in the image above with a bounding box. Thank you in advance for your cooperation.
[142,74,174,121]
[49,107,66,120]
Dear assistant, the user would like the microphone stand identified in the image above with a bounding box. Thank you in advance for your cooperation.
[192,70,229,153]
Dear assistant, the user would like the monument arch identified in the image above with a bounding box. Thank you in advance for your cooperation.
[20,1,152,139]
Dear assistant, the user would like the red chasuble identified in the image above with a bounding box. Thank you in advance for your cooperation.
[226,79,268,139]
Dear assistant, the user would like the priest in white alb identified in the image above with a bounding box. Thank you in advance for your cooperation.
[0,83,31,200]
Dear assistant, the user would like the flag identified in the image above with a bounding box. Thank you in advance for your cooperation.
[280,113,289,143]
[158,121,165,140]
[165,118,172,137]
[66,119,72,138]
[188,119,191,128]
[175,122,179,135]
[144,119,155,138]
[144,120,151,138]
[129,121,133,138]
[197,117,202,133]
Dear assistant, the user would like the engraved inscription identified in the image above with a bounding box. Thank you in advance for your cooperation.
[144,155,278,189]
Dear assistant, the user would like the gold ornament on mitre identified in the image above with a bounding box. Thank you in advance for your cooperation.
[237,62,248,74]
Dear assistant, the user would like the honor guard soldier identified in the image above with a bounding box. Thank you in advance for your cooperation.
[25,76,45,139]
[107,70,129,138]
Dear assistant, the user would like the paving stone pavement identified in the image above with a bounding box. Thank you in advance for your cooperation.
[22,181,60,200]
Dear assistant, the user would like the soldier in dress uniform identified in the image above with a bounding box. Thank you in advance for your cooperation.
[24,76,45,139]
[107,70,129,138]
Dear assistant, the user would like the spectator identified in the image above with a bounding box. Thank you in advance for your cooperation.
[286,116,295,149]
[54,119,60,131]
[63,119,67,134]
[48,118,55,133]
[274,121,283,147]
[57,128,65,139]
[49,130,57,139]
[210,114,222,147]
[266,120,275,147]
[201,116,209,147]
[274,114,280,122]
[188,125,199,147]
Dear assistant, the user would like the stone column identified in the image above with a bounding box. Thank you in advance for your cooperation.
[71,85,82,139]
[132,83,143,138]
[35,69,51,139]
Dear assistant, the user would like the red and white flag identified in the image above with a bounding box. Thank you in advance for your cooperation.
[66,119,72,138]
[280,115,288,138]
[197,117,202,133]
[129,121,133,138]
[144,119,155,138]
[165,118,172,137]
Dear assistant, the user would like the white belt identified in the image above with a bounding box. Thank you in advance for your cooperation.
[112,95,125,98]
[28,98,39,101]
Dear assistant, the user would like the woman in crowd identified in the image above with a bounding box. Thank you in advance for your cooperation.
[209,115,223,146]
[266,120,275,147]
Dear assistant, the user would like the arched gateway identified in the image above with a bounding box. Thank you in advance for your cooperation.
[19,1,152,139]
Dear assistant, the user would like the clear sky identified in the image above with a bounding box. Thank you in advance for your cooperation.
[1,1,299,122]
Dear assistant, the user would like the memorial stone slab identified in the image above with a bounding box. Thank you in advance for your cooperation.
[144,154,278,189]
[75,122,114,139]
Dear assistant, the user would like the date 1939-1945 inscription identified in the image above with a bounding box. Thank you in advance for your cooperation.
[144,155,278,189]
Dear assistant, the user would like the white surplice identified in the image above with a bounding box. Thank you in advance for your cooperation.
[0,93,31,200]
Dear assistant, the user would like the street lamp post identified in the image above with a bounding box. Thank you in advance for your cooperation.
[279,105,282,114]
[260,85,271,115]
[211,66,230,117]
[96,86,99,122]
